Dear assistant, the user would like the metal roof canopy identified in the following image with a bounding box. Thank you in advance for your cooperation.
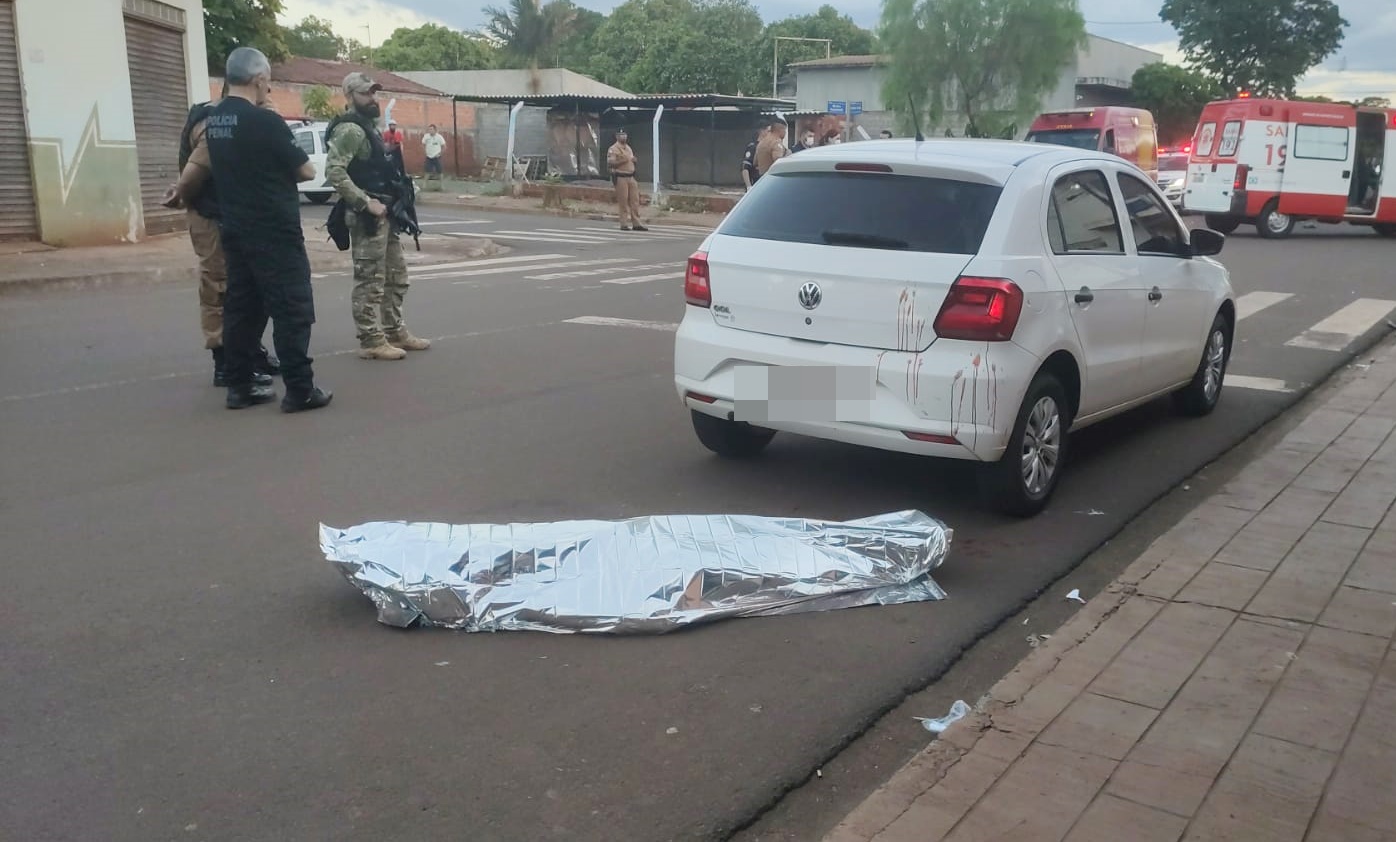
[450,92,797,111]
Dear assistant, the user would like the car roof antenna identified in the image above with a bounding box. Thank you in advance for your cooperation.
[908,95,925,142]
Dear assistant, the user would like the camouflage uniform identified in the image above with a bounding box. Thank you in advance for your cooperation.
[324,73,429,360]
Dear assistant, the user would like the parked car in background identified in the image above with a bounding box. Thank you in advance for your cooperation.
[674,140,1235,516]
[1157,146,1190,209]
[1026,106,1160,181]
[287,119,333,204]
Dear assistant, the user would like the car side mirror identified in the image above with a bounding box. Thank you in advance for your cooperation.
[1190,228,1225,256]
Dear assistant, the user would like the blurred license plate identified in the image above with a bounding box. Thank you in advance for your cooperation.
[733,365,875,423]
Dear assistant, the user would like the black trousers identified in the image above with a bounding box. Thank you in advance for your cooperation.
[221,232,316,395]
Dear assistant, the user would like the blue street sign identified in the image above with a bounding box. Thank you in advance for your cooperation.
[850,101,863,115]
[827,101,846,115]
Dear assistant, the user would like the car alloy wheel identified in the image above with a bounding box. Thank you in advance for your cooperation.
[1203,327,1226,403]
[1021,395,1061,497]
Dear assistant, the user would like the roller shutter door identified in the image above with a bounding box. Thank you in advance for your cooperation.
[123,13,187,235]
[0,0,37,241]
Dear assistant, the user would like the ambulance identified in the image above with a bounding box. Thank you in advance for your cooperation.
[1182,96,1396,239]
[1025,106,1159,180]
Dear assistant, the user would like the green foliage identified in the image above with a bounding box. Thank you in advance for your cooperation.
[1130,62,1226,145]
[483,0,578,73]
[590,0,767,94]
[880,0,1087,138]
[203,0,287,74]
[300,85,339,120]
[1159,0,1348,97]
[764,5,878,83]
[371,24,498,71]
[283,15,346,60]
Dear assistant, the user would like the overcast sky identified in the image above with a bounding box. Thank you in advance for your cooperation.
[277,0,1395,100]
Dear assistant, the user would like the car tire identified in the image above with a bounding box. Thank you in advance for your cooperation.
[1203,214,1241,235]
[691,410,775,458]
[1173,312,1231,417]
[978,372,1070,518]
[1374,223,1396,238]
[308,192,333,205]
[1256,201,1295,239]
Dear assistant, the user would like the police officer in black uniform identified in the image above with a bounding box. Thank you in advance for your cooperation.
[204,47,332,413]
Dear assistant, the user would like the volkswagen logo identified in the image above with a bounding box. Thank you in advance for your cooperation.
[798,281,822,310]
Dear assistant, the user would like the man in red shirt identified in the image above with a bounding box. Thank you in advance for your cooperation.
[382,122,405,175]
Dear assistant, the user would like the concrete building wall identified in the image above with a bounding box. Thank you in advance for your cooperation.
[793,66,886,114]
[1076,35,1162,89]
[14,0,208,245]
[474,103,552,162]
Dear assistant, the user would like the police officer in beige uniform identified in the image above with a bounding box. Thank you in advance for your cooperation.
[755,119,788,177]
[606,128,647,231]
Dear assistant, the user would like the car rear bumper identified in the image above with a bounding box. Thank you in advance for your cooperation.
[673,311,1039,462]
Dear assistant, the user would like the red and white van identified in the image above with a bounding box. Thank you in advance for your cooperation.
[1025,107,1159,181]
[1183,96,1396,239]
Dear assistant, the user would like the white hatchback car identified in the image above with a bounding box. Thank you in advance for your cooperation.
[287,120,334,204]
[674,139,1235,516]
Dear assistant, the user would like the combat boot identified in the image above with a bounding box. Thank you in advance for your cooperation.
[226,382,276,409]
[358,343,407,361]
[386,330,431,351]
[213,348,272,387]
[281,386,333,414]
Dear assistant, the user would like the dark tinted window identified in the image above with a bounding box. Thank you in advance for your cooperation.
[719,171,1002,255]
[1048,170,1124,255]
[1118,172,1185,255]
[294,130,316,155]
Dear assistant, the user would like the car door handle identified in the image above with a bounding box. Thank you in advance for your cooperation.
[1074,287,1094,304]
[1342,169,1351,178]
[1148,287,1163,302]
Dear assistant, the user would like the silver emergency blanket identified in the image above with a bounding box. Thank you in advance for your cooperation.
[321,511,952,634]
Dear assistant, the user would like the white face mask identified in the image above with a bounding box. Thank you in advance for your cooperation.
[804,136,814,145]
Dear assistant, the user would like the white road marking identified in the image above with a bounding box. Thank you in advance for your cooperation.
[527,262,681,280]
[574,226,693,239]
[563,316,678,332]
[416,220,491,226]
[1284,298,1396,351]
[483,232,614,244]
[409,254,570,274]
[437,259,638,282]
[601,272,685,285]
[1226,375,1292,392]
[1236,291,1293,319]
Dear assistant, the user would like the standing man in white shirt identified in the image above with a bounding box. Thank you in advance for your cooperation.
[422,124,446,189]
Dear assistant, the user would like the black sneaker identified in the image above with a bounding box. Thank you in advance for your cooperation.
[281,386,333,414]
[226,382,277,409]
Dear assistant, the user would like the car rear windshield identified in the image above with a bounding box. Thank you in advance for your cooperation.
[719,171,1002,255]
[1159,153,1188,171]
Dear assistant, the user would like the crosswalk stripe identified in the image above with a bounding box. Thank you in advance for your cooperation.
[527,262,682,280]
[563,316,679,332]
[411,254,570,274]
[648,224,714,233]
[1226,375,1292,393]
[1284,298,1396,351]
[1236,291,1293,319]
[574,227,693,239]
[486,231,614,243]
[430,259,639,282]
[416,220,491,226]
[601,272,685,285]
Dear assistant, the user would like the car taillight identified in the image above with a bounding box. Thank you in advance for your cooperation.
[1233,164,1249,191]
[932,277,1023,342]
[685,251,711,307]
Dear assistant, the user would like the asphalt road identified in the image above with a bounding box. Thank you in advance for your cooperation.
[1,204,1393,842]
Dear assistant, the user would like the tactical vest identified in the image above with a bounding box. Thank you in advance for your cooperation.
[178,101,220,219]
[326,110,402,197]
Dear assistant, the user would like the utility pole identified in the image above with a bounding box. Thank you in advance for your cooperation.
[363,25,373,67]
[773,36,832,99]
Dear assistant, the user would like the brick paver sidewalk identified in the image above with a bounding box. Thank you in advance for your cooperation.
[827,335,1396,842]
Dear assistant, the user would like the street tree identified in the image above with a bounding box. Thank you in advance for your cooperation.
[552,7,606,78]
[764,6,877,86]
[1130,62,1226,145]
[880,0,1087,138]
[371,24,498,72]
[590,0,765,94]
[1159,0,1348,97]
[483,0,578,91]
[202,0,287,73]
[282,15,347,60]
